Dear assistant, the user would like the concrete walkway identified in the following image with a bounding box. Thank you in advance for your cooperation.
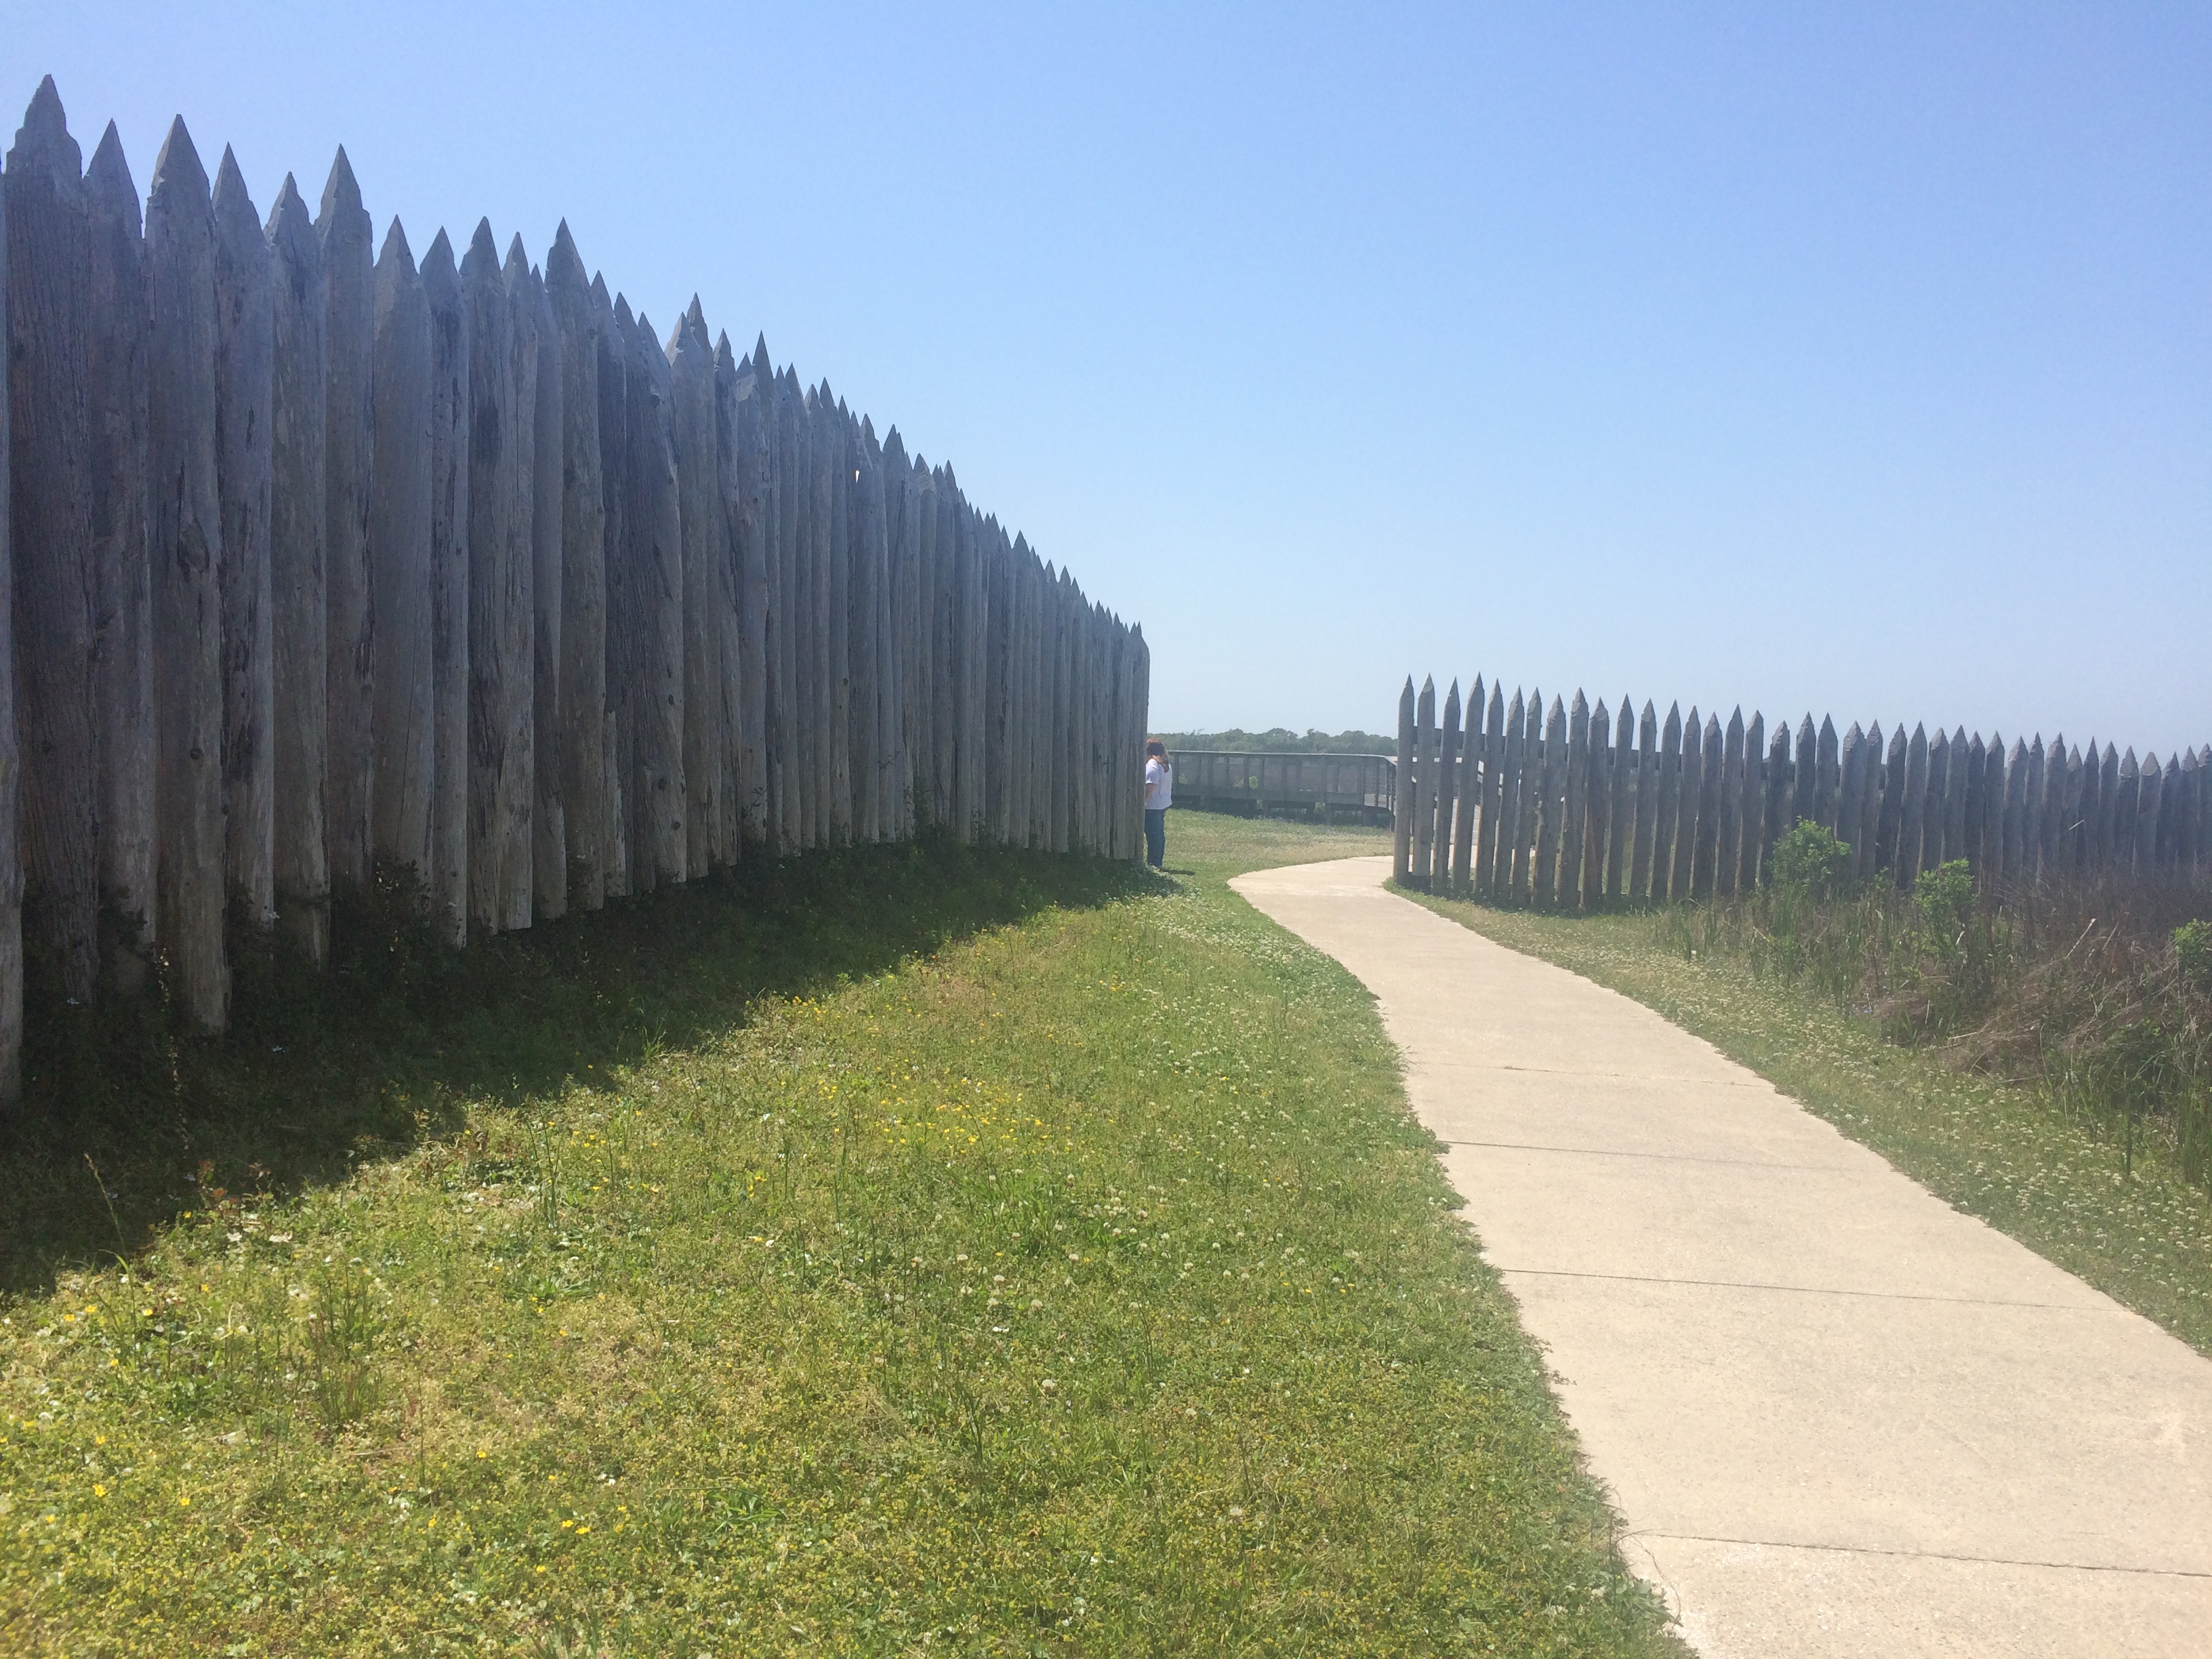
[1232,855,2212,1658]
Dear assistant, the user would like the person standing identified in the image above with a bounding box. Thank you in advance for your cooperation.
[1143,739,1172,868]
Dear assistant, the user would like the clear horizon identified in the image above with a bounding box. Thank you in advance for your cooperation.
[9,2,2207,757]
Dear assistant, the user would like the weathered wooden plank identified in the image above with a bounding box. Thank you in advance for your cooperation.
[523,264,564,914]
[668,302,721,878]
[2040,735,2068,876]
[0,122,20,1094]
[1782,715,1810,840]
[823,394,853,840]
[1451,675,1482,890]
[1567,691,1595,907]
[268,176,329,957]
[1492,689,1523,901]
[2111,748,2139,872]
[1643,705,1677,900]
[1811,714,1838,838]
[1870,724,1904,878]
[211,148,276,942]
[1715,707,1744,897]
[905,448,935,836]
[726,334,771,852]
[1633,701,1662,900]
[423,234,470,935]
[2025,737,2049,882]
[762,359,792,849]
[1672,707,1704,901]
[368,218,434,895]
[1851,722,1881,876]
[1476,682,1507,900]
[146,118,230,1029]
[1513,690,1544,905]
[1736,712,1765,891]
[2077,739,2105,874]
[1411,676,1435,886]
[883,428,916,841]
[462,226,520,926]
[780,369,811,850]
[494,236,541,925]
[2096,741,2122,876]
[1534,695,1567,907]
[933,470,960,837]
[1898,722,1929,888]
[318,149,375,895]
[1924,727,1951,869]
[954,491,985,842]
[1042,562,1066,852]
[1606,696,1634,899]
[627,306,684,886]
[546,226,603,909]
[1435,680,1461,889]
[594,279,630,897]
[1759,720,1790,887]
[85,122,155,987]
[1690,712,1721,899]
[984,517,1014,844]
[1961,734,1989,880]
[1393,676,1417,881]
[1994,736,2026,881]
[7,81,101,1000]
[853,419,888,844]
[807,390,836,843]
[1837,722,1868,880]
[1581,698,1610,906]
[2176,750,2200,870]
[2139,751,2167,870]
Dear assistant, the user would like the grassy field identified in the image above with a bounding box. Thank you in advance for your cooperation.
[1,812,1683,1657]
[1406,891,2212,1358]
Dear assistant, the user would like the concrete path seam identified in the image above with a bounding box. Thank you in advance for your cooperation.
[1496,1265,2126,1313]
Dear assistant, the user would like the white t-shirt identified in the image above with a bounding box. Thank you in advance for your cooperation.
[1145,756,1172,810]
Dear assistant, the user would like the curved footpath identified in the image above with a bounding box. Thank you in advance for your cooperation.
[1233,855,2212,1658]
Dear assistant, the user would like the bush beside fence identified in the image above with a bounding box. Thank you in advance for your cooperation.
[0,78,1149,1102]
[1391,672,2210,905]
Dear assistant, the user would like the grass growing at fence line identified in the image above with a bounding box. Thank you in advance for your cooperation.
[1,813,1685,1658]
[1404,877,2212,1357]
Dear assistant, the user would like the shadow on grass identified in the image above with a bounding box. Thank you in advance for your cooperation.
[3,834,1158,1296]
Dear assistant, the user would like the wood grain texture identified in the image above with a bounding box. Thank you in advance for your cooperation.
[368,218,433,890]
[267,174,329,960]
[85,122,155,982]
[547,226,603,909]
[525,265,565,917]
[0,125,20,1097]
[212,148,274,935]
[423,232,469,939]
[7,81,100,1000]
[668,302,721,877]
[317,149,375,894]
[146,118,230,1029]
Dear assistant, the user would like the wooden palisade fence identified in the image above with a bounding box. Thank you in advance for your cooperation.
[1391,672,2211,905]
[0,80,1149,1101]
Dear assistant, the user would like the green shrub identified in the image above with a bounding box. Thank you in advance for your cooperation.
[1914,860,1977,952]
[2175,918,2212,991]
[1771,819,1852,901]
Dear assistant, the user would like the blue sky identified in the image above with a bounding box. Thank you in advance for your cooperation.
[9,3,2208,754]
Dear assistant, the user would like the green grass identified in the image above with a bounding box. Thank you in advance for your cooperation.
[1406,890,2212,1357]
[1,813,1683,1657]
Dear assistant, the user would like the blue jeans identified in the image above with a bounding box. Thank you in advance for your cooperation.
[1145,807,1166,867]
